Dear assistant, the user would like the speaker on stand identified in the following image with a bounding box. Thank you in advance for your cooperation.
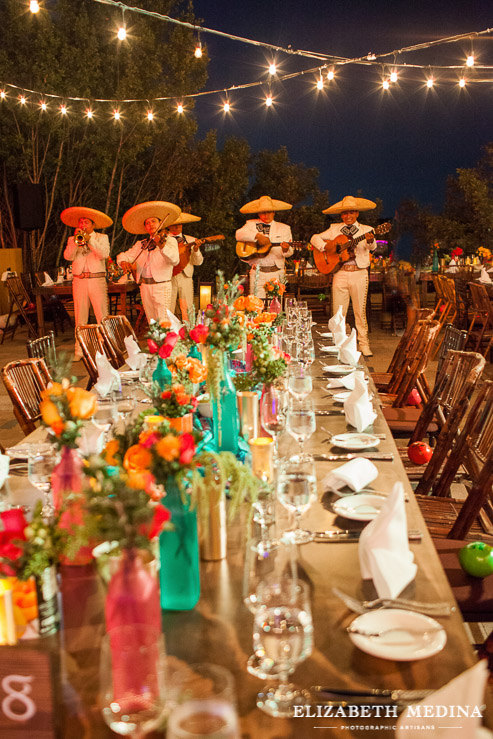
[12,182,45,279]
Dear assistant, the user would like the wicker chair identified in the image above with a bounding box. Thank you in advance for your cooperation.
[0,276,38,344]
[100,315,137,367]
[434,324,467,382]
[76,324,115,389]
[1,358,52,435]
[26,330,56,366]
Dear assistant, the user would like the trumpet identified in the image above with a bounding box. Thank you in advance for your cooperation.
[74,229,89,247]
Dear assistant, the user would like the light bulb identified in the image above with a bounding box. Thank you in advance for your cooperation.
[382,79,390,90]
[466,55,474,67]
[29,1,40,13]
[20,96,26,105]
[390,71,398,83]
[40,101,47,110]
[426,77,434,88]
[113,110,121,120]
[60,105,67,115]
[327,70,334,81]
[265,96,273,107]
[86,109,93,118]
[117,27,126,41]
[316,77,324,90]
[0,91,6,100]
[268,63,276,75]
[147,111,154,121]
[177,103,184,114]
[194,44,202,58]
[223,102,230,113]
[459,77,466,88]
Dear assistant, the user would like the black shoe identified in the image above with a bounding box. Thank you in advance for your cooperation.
[360,348,373,358]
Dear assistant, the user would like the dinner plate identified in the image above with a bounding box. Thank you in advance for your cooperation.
[330,433,380,450]
[5,442,53,460]
[348,609,447,661]
[322,364,355,375]
[321,346,339,354]
[332,391,352,403]
[332,493,387,521]
[319,331,333,338]
[120,370,140,380]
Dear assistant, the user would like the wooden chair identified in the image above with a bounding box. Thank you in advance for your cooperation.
[453,274,470,330]
[466,283,493,355]
[1,358,52,435]
[34,271,74,333]
[26,330,56,367]
[100,315,137,367]
[434,324,467,382]
[76,324,116,390]
[431,277,458,360]
[0,276,38,344]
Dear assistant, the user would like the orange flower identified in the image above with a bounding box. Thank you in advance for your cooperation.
[245,295,264,313]
[233,296,246,311]
[189,365,207,383]
[123,444,152,472]
[40,399,63,428]
[103,439,120,465]
[254,311,276,324]
[155,434,181,462]
[66,387,97,419]
[175,354,188,370]
[175,392,190,406]
[160,320,172,328]
[126,469,156,493]
[43,382,64,398]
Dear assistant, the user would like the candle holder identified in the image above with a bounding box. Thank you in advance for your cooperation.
[249,437,274,482]
[237,391,259,442]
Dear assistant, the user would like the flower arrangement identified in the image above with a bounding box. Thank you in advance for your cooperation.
[147,320,188,359]
[263,277,286,299]
[478,247,492,262]
[451,247,463,261]
[234,328,289,391]
[169,354,207,387]
[233,294,264,315]
[151,384,199,418]
[106,257,124,282]
[40,380,97,449]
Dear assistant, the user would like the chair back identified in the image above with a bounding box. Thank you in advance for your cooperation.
[453,274,470,329]
[26,330,56,365]
[387,307,433,375]
[76,324,108,388]
[5,275,38,337]
[435,324,467,379]
[1,358,52,435]
[100,315,137,367]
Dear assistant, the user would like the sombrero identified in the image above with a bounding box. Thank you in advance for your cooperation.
[240,195,292,214]
[168,212,201,227]
[122,201,182,235]
[60,207,113,229]
[323,196,376,214]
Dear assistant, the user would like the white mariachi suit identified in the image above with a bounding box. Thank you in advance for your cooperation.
[63,231,110,355]
[170,235,204,320]
[117,236,179,323]
[235,219,293,299]
[311,221,375,351]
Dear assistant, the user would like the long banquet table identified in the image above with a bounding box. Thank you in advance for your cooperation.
[3,339,492,738]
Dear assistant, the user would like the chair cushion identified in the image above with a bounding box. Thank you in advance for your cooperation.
[433,538,493,621]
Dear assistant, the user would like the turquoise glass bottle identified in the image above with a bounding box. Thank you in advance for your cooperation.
[153,356,172,389]
[159,476,200,611]
[211,352,240,454]
[432,247,439,273]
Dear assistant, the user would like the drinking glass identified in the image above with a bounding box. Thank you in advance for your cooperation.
[277,456,317,545]
[286,398,316,458]
[167,663,239,739]
[288,364,312,400]
[115,392,137,421]
[93,396,119,429]
[100,625,166,738]
[299,341,316,368]
[254,580,313,717]
[251,486,277,550]
[28,445,57,517]
[260,385,287,459]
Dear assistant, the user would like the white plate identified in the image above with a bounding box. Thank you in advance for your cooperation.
[331,433,380,450]
[322,364,356,375]
[332,493,387,521]
[332,391,352,403]
[319,331,332,338]
[120,370,140,380]
[321,346,339,354]
[5,442,52,460]
[348,609,447,661]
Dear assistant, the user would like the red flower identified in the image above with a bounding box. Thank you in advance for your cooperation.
[190,397,198,410]
[139,431,160,449]
[161,390,172,400]
[148,504,171,539]
[238,285,244,293]
[179,433,196,465]
[1,508,28,536]
[158,343,173,359]
[179,326,186,339]
[190,324,209,344]
[148,339,159,354]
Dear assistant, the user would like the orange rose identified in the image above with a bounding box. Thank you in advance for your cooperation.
[175,393,190,406]
[40,398,63,428]
[103,439,120,466]
[254,311,276,324]
[43,382,64,398]
[66,387,97,419]
[175,354,188,370]
[123,445,152,472]
[126,469,156,493]
[245,295,264,313]
[233,296,246,311]
[155,434,181,462]
[189,366,207,383]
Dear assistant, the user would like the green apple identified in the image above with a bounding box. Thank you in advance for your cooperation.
[458,542,493,578]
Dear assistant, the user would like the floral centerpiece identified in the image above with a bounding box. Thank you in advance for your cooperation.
[263,277,286,300]
[477,247,492,264]
[106,257,124,282]
[234,325,290,392]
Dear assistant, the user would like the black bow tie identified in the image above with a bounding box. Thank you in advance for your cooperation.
[341,225,358,237]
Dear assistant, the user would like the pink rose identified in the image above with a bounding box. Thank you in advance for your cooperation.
[190,324,209,344]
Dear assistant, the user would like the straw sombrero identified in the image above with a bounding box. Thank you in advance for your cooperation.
[60,206,113,229]
[168,212,201,227]
[323,196,376,214]
[122,201,181,235]
[240,195,292,214]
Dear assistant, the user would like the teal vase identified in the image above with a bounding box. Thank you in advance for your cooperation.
[188,344,201,361]
[432,247,439,273]
[211,352,240,454]
[153,356,172,390]
[159,476,200,611]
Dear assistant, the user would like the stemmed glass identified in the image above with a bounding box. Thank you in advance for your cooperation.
[299,341,315,368]
[286,397,316,458]
[254,579,313,717]
[277,456,317,545]
[288,363,312,400]
[251,485,278,551]
[100,624,166,738]
[260,385,287,459]
[115,392,137,422]
[28,445,57,517]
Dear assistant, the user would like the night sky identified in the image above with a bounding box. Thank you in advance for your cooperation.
[190,0,493,216]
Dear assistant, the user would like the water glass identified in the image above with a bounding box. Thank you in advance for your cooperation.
[28,445,57,516]
[260,385,287,459]
[286,398,316,457]
[288,364,312,400]
[277,456,317,545]
[93,396,119,429]
[115,392,137,421]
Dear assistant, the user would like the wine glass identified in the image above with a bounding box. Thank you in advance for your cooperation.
[251,486,278,551]
[286,398,316,458]
[93,397,119,430]
[277,456,317,545]
[288,363,312,400]
[299,341,315,368]
[100,624,166,738]
[254,579,313,717]
[260,385,287,459]
[115,392,137,422]
[28,445,57,517]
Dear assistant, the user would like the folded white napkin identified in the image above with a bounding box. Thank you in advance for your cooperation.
[123,335,147,371]
[77,422,106,456]
[338,328,361,367]
[325,369,365,390]
[328,305,346,346]
[359,482,417,599]
[396,661,489,739]
[42,272,54,286]
[0,453,9,489]
[166,309,183,333]
[322,457,378,494]
[344,374,377,432]
[94,351,121,397]
[479,267,492,284]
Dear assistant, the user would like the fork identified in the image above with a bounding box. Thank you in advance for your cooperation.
[347,625,444,642]
[321,426,386,441]
[333,587,454,616]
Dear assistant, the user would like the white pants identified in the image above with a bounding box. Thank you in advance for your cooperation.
[140,282,172,323]
[73,276,108,354]
[332,268,370,348]
[171,273,193,320]
[249,268,283,299]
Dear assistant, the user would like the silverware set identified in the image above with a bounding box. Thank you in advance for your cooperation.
[315,528,419,542]
[313,452,394,461]
[332,587,454,616]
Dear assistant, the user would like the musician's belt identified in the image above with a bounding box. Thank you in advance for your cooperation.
[341,264,365,272]
[255,266,280,273]
[140,277,171,285]
[74,272,106,279]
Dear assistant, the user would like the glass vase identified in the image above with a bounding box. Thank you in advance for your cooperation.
[211,352,240,454]
[159,476,200,611]
[152,356,172,390]
[104,548,161,631]
[51,446,92,566]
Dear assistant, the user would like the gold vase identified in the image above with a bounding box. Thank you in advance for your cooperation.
[237,391,259,441]
[199,494,227,561]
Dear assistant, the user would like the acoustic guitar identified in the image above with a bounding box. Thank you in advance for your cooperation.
[236,239,305,261]
[173,235,224,276]
[312,223,391,275]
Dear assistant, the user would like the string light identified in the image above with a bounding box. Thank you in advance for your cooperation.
[39,100,47,111]
[265,95,273,107]
[0,91,6,100]
[327,69,335,81]
[316,73,324,90]
[117,26,126,40]
[86,108,94,118]
[29,1,40,13]
[382,79,390,90]
[466,54,475,67]
[459,77,466,87]
[146,110,154,121]
[268,63,276,76]
[194,41,202,58]
[60,104,67,115]
[223,101,230,113]
[113,109,121,120]
[426,77,434,88]
[19,96,26,105]
[176,103,184,114]
[390,70,398,83]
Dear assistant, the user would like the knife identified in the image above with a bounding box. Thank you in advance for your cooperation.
[311,686,434,701]
[315,410,344,416]
[314,529,422,542]
[313,452,394,461]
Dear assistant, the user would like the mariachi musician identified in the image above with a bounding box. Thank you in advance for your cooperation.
[168,212,204,321]
[235,195,294,298]
[117,201,181,323]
